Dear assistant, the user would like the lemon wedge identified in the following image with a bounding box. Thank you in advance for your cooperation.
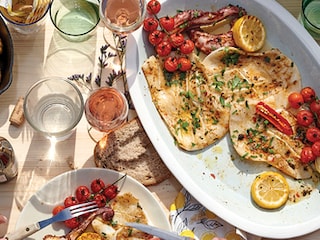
[200,18,231,34]
[251,171,289,209]
[232,15,266,52]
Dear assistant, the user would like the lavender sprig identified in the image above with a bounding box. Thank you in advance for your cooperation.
[96,44,117,87]
[69,35,133,109]
[68,73,92,92]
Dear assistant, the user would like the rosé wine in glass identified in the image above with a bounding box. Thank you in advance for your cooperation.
[100,0,146,35]
[85,87,128,133]
[99,0,146,50]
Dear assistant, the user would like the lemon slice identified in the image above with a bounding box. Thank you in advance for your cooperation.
[232,15,266,52]
[251,171,289,209]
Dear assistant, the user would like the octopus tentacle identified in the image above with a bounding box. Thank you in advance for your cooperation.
[188,30,236,55]
[169,4,246,34]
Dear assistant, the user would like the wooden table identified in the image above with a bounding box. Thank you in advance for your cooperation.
[0,1,319,240]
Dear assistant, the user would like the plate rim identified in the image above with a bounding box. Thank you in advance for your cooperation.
[16,168,171,238]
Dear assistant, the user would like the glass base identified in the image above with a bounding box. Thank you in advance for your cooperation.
[103,28,127,51]
[87,125,106,143]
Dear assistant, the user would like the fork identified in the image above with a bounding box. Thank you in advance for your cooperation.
[4,201,99,240]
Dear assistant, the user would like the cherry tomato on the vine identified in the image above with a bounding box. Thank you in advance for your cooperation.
[91,178,106,193]
[306,127,320,143]
[178,57,192,72]
[75,185,91,202]
[52,205,65,216]
[312,141,320,157]
[103,185,118,200]
[147,0,161,15]
[300,146,317,164]
[288,92,304,109]
[164,57,178,72]
[300,86,316,103]
[155,40,172,57]
[143,17,159,32]
[310,100,320,116]
[64,196,79,207]
[169,33,184,48]
[64,217,80,229]
[179,39,195,54]
[148,30,165,46]
[296,109,314,127]
[159,16,175,32]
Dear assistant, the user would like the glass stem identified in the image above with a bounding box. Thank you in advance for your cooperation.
[113,33,133,110]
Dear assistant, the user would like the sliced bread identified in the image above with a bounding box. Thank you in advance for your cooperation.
[94,117,171,185]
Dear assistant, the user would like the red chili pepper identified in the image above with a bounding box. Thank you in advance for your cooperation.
[256,101,293,136]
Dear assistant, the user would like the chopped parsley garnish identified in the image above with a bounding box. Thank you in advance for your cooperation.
[221,49,240,66]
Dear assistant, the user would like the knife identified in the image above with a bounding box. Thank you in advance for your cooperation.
[126,222,191,240]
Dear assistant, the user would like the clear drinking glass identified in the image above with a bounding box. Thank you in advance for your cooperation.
[99,0,147,49]
[50,0,100,42]
[0,2,50,34]
[300,0,320,41]
[24,77,84,141]
[84,87,129,141]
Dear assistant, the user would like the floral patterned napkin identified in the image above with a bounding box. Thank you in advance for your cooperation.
[169,188,261,240]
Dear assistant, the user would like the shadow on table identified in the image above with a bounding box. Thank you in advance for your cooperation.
[0,26,49,236]
[13,129,77,214]
[0,25,48,129]
[44,29,97,79]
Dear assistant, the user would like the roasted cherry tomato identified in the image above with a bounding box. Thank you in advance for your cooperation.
[64,217,80,229]
[94,193,107,207]
[300,86,316,103]
[178,57,192,72]
[164,57,178,72]
[147,0,161,15]
[169,33,184,48]
[300,146,316,164]
[64,196,79,207]
[296,109,314,127]
[75,185,91,202]
[91,178,106,193]
[159,16,174,32]
[143,17,159,32]
[52,205,65,216]
[312,141,320,157]
[148,30,165,46]
[288,92,304,109]
[179,39,195,54]
[306,127,320,143]
[155,40,172,57]
[310,100,320,116]
[103,184,118,201]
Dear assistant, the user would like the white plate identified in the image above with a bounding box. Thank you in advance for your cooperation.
[126,0,320,238]
[16,168,170,239]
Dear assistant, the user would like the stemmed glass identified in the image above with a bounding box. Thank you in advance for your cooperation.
[99,0,147,50]
[84,87,129,142]
[88,0,145,141]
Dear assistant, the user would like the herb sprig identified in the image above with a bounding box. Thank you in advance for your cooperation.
[68,34,132,108]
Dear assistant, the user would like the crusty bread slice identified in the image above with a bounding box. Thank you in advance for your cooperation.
[94,117,171,185]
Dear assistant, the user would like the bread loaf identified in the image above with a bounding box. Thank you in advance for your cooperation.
[94,117,171,185]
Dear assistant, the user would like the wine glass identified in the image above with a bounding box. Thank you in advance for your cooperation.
[84,87,129,142]
[99,0,147,50]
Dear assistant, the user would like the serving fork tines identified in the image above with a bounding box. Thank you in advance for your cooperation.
[4,201,99,240]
